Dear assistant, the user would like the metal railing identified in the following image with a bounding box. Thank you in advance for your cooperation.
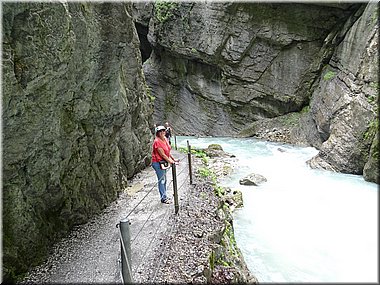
[117,140,193,284]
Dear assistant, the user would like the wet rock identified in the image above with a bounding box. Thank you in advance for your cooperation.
[203,144,234,158]
[239,173,267,186]
[3,2,153,279]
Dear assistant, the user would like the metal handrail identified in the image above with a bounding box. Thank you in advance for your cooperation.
[117,141,193,284]
[117,219,133,283]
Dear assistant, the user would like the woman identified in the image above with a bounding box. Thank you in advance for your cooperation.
[151,125,177,204]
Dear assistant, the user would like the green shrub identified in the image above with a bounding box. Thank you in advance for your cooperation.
[323,70,336,81]
[364,120,378,141]
[214,185,225,197]
[178,146,188,153]
[198,167,212,178]
[197,166,216,183]
[154,0,177,23]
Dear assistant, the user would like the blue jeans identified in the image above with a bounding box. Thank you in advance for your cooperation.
[152,162,168,201]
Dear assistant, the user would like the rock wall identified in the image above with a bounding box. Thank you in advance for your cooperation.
[140,2,357,135]
[133,2,378,183]
[306,3,378,180]
[2,2,153,280]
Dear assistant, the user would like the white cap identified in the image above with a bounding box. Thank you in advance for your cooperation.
[155,126,166,134]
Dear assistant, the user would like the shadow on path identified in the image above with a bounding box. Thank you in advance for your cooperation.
[20,150,191,283]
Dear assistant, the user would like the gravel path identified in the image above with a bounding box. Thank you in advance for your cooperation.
[20,150,191,284]
[19,149,254,284]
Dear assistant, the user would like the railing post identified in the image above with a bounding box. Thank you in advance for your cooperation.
[187,140,193,185]
[172,163,179,214]
[174,135,177,150]
[119,218,133,284]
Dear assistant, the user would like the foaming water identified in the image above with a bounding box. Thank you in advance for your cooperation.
[177,136,378,282]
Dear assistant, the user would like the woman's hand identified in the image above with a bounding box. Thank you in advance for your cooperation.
[168,158,175,164]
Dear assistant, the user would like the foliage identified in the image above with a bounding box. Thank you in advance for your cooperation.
[301,105,310,113]
[154,0,177,23]
[323,70,336,81]
[209,250,216,270]
[146,86,155,103]
[369,82,379,90]
[371,138,379,159]
[201,156,209,164]
[191,147,209,164]
[197,167,211,178]
[368,83,379,110]
[194,151,244,276]
[200,191,207,200]
[214,185,225,197]
[179,146,209,163]
[363,119,378,141]
[197,167,216,183]
[282,112,300,126]
[367,94,377,105]
[178,146,188,153]
[371,140,379,159]
[191,147,206,156]
[220,222,239,258]
[371,8,378,23]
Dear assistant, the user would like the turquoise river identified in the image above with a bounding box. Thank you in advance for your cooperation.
[177,136,378,283]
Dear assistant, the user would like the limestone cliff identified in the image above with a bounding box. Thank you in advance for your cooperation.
[2,2,153,280]
[306,3,378,180]
[133,2,378,183]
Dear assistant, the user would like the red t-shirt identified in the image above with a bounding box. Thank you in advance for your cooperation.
[152,137,171,163]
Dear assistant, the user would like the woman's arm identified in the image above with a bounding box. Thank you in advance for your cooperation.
[170,154,178,162]
[157,148,175,164]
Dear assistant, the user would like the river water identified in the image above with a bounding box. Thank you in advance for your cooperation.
[176,136,378,283]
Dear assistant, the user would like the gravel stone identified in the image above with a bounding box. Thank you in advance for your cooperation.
[19,150,255,284]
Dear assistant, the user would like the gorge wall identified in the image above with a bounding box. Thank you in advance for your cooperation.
[2,1,378,282]
[2,2,153,280]
[133,2,378,183]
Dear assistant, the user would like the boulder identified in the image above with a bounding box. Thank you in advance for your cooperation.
[222,187,244,209]
[239,173,267,186]
[204,144,236,158]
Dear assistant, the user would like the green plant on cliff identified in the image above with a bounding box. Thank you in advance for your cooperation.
[364,119,378,141]
[146,86,155,103]
[220,222,239,259]
[368,83,379,108]
[371,8,378,23]
[301,105,310,113]
[281,112,300,127]
[323,70,336,81]
[371,138,379,159]
[192,152,247,280]
[190,47,199,55]
[154,0,178,23]
[369,82,379,90]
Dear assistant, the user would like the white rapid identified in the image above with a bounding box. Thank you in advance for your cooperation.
[176,136,378,283]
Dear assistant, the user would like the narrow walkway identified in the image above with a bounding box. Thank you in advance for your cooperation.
[21,150,191,284]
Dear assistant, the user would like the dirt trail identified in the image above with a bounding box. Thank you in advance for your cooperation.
[20,150,191,284]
